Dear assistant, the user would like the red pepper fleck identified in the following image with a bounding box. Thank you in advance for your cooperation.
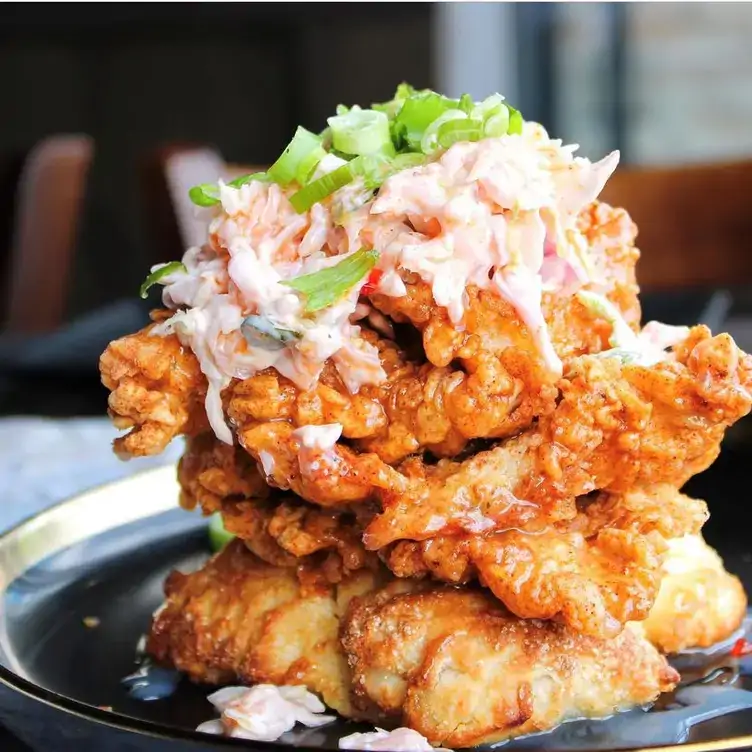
[731,637,752,657]
[361,268,383,296]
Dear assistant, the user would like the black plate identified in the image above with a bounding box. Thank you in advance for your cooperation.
[2,465,752,752]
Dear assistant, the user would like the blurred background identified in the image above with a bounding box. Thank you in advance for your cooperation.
[1,0,752,415]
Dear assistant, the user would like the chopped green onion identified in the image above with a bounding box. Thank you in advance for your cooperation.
[139,262,186,299]
[188,172,269,207]
[471,94,505,120]
[289,158,364,213]
[393,91,459,151]
[188,183,221,207]
[420,109,468,154]
[208,513,235,552]
[295,147,327,185]
[282,249,379,312]
[229,172,270,188]
[483,106,511,138]
[268,127,323,186]
[335,104,350,116]
[241,315,299,351]
[365,153,427,188]
[437,118,484,149]
[458,93,475,114]
[372,82,421,118]
[328,106,394,156]
[507,105,524,135]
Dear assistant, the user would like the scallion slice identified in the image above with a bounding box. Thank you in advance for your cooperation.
[282,249,379,312]
[208,513,235,552]
[471,94,505,120]
[241,315,299,351]
[393,91,459,151]
[437,118,484,149]
[364,152,426,189]
[229,172,271,188]
[188,172,269,207]
[328,106,394,156]
[139,262,187,299]
[295,147,327,185]
[267,126,324,186]
[372,82,421,118]
[420,109,468,154]
[483,105,511,137]
[507,105,524,135]
[289,158,364,213]
[458,93,475,114]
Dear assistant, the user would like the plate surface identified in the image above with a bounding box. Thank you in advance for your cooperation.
[2,465,752,752]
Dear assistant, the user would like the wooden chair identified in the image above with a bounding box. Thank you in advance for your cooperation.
[600,160,752,291]
[3,134,94,334]
[141,145,266,263]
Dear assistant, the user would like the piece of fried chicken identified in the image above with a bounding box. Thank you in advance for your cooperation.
[639,535,747,654]
[365,326,752,547]
[149,541,678,748]
[148,540,385,717]
[156,324,751,537]
[100,201,637,467]
[344,582,677,748]
[369,202,641,370]
[179,434,711,636]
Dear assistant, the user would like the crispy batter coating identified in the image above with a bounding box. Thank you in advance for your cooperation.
[147,541,385,716]
[369,202,640,369]
[385,528,665,638]
[381,487,709,638]
[100,324,207,457]
[100,203,638,467]
[177,433,269,513]
[179,433,714,637]
[570,485,709,540]
[639,535,748,654]
[149,542,678,747]
[365,327,752,547]
[344,583,677,747]
[227,329,557,466]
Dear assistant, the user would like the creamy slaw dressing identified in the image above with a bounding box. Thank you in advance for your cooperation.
[154,123,621,443]
[196,684,335,742]
[339,727,437,751]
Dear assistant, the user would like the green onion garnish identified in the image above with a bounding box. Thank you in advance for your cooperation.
[282,249,379,312]
[393,91,459,151]
[420,109,468,154]
[295,147,327,185]
[139,262,186,299]
[208,513,235,552]
[437,118,484,149]
[267,126,324,186]
[483,107,511,138]
[328,107,394,157]
[289,158,365,213]
[372,82,422,118]
[507,105,524,135]
[241,315,299,350]
[458,93,475,114]
[365,152,427,188]
[188,172,269,207]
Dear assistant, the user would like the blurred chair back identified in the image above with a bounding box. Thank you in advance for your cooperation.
[142,145,264,262]
[600,160,752,291]
[3,134,94,334]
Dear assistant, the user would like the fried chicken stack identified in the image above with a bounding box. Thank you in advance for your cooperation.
[101,109,751,746]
